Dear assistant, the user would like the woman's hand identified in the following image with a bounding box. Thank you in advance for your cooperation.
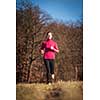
[50,46,54,50]
[41,50,44,54]
[50,46,59,53]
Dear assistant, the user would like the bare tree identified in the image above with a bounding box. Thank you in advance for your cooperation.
[16,0,52,83]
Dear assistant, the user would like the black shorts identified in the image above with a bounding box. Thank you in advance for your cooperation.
[44,59,55,74]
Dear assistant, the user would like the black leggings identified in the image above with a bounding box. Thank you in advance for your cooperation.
[44,59,55,83]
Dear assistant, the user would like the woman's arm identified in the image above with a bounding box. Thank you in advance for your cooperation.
[50,46,59,53]
[40,42,45,54]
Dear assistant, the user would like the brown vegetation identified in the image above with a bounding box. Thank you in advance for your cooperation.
[16,0,83,83]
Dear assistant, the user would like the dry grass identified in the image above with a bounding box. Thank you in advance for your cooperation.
[16,81,83,100]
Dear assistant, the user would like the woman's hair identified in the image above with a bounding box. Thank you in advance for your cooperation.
[44,31,54,40]
[46,32,53,36]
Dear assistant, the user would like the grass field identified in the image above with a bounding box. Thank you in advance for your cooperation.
[16,81,83,100]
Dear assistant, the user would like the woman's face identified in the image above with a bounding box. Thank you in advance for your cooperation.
[47,32,52,40]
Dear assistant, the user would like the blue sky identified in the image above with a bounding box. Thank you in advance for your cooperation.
[33,0,83,22]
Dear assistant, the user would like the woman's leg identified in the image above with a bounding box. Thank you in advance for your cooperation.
[49,59,55,81]
[44,59,51,83]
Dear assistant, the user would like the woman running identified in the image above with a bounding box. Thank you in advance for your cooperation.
[40,32,59,84]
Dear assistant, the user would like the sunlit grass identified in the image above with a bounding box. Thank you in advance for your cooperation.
[16,81,83,100]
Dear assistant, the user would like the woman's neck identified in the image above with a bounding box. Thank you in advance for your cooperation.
[47,38,52,41]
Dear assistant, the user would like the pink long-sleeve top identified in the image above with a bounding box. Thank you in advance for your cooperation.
[41,39,59,59]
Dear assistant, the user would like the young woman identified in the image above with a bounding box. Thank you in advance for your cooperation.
[40,32,59,84]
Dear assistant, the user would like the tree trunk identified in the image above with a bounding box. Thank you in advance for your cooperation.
[75,66,78,80]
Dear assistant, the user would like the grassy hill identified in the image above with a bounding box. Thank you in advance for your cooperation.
[16,81,83,100]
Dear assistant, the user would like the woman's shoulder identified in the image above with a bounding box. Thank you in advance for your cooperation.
[42,40,47,44]
[51,40,57,44]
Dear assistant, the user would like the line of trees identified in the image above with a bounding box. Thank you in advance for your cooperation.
[16,0,83,83]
